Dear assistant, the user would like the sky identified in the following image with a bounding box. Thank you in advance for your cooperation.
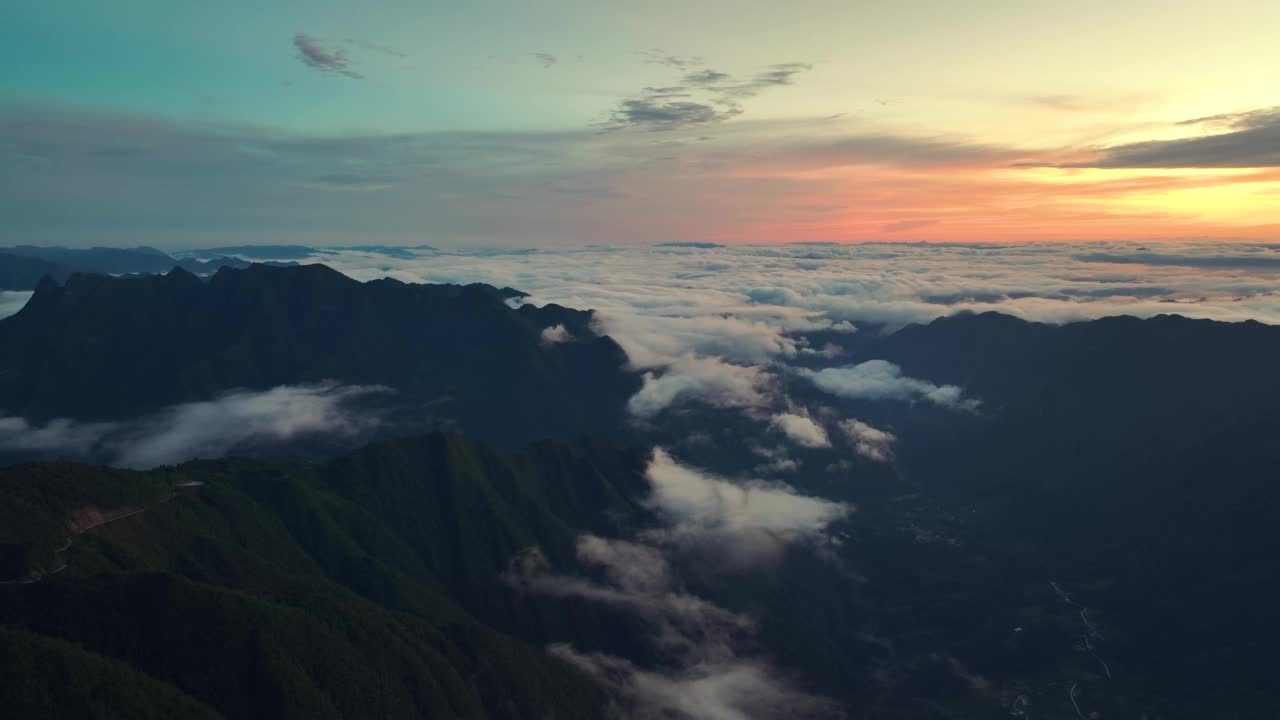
[3,0,1280,247]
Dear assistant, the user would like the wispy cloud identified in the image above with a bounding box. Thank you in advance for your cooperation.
[7,102,1277,247]
[293,34,362,79]
[1061,106,1280,168]
[539,323,573,345]
[550,645,840,720]
[637,49,703,69]
[0,416,120,456]
[505,531,840,719]
[644,448,850,565]
[628,356,773,419]
[770,410,831,449]
[838,419,896,463]
[0,291,32,320]
[604,59,813,131]
[0,383,389,467]
[800,360,979,412]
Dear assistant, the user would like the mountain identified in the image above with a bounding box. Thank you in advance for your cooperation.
[0,251,66,291]
[3,297,1280,716]
[0,245,274,291]
[0,433,651,720]
[780,311,1280,713]
[0,263,639,449]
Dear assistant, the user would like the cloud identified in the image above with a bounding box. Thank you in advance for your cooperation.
[115,382,390,467]
[550,646,840,720]
[505,539,750,655]
[770,411,830,448]
[540,323,573,345]
[738,62,812,93]
[1062,106,1280,168]
[506,534,840,719]
[637,49,703,69]
[684,69,733,87]
[799,360,979,411]
[0,383,389,467]
[750,444,800,475]
[606,90,741,131]
[14,103,1277,249]
[575,534,673,593]
[531,52,557,68]
[293,34,362,78]
[628,356,772,419]
[644,448,850,564]
[293,242,1280,437]
[0,291,32,320]
[0,416,120,456]
[838,419,896,463]
[604,60,812,131]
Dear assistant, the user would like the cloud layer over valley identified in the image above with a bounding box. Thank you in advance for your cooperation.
[505,450,850,719]
[0,383,388,468]
[212,241,1278,433]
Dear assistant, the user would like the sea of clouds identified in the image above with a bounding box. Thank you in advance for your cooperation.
[5,240,1276,470]
[3,240,1275,718]
[244,240,1278,422]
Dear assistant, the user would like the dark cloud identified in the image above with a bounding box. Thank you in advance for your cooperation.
[1062,107,1280,168]
[606,61,813,131]
[531,52,557,68]
[608,93,742,131]
[293,34,362,79]
[0,103,612,245]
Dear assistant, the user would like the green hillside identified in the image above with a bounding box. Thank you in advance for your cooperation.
[0,433,651,719]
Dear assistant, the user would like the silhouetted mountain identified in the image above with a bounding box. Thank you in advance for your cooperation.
[781,310,1280,713]
[0,263,639,448]
[0,433,651,720]
[0,245,278,290]
[4,271,1280,717]
[0,251,67,291]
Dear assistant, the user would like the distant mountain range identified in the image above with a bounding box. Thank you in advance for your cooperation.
[0,245,289,291]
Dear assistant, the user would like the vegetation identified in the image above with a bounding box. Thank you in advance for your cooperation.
[0,433,651,719]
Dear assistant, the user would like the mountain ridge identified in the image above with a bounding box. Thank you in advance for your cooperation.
[0,264,639,450]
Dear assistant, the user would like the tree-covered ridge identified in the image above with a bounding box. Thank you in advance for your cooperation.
[0,433,651,720]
